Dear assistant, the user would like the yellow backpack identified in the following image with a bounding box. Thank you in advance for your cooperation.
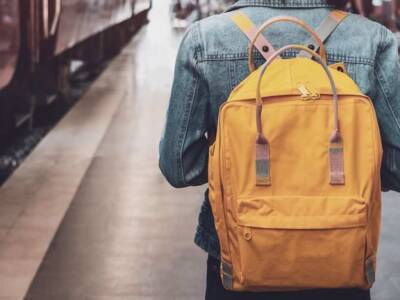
[208,16,383,292]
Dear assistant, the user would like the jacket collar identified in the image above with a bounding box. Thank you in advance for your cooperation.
[226,0,334,11]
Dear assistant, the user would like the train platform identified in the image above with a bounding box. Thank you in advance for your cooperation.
[0,3,204,300]
[0,2,399,300]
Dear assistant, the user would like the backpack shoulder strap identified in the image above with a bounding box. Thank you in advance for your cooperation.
[230,10,348,63]
[230,11,277,61]
[299,10,349,58]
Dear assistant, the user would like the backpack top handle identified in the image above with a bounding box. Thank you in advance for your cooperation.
[247,16,327,72]
[254,45,345,187]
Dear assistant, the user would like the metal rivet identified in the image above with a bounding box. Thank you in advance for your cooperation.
[308,44,315,50]
[243,228,252,241]
[262,45,269,52]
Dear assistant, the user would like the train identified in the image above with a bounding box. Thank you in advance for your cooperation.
[0,0,151,141]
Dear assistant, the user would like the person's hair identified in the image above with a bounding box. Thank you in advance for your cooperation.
[327,0,349,9]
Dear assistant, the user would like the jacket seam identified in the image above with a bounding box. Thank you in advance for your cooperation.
[390,145,396,172]
[177,23,203,186]
[226,0,334,11]
[374,27,400,139]
[375,25,388,62]
[374,27,400,175]
[375,63,400,139]
[199,52,374,65]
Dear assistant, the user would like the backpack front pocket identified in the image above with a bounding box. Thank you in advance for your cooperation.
[236,196,369,290]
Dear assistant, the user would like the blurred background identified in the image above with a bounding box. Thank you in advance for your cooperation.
[0,1,399,171]
[169,0,400,29]
[0,1,398,300]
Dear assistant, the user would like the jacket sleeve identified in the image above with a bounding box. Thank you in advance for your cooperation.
[373,28,400,192]
[159,23,209,188]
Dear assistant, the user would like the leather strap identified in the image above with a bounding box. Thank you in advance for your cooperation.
[234,11,348,72]
[255,45,345,186]
[248,16,327,72]
[230,12,277,61]
[299,10,349,58]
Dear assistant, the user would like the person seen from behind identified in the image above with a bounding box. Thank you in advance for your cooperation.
[160,0,400,299]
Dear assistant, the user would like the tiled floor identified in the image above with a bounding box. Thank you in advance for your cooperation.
[0,25,130,300]
[372,191,400,300]
[25,2,206,299]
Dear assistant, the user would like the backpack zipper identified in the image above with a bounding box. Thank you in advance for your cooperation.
[298,84,320,100]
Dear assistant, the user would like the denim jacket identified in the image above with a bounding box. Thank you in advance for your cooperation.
[159,0,400,258]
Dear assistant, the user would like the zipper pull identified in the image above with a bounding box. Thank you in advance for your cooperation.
[297,84,320,100]
[298,84,311,99]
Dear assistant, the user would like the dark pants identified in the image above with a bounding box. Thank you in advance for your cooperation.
[206,256,371,300]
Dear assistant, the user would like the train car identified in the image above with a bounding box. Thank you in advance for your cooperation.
[0,1,22,137]
[55,0,132,55]
[0,1,19,91]
[0,0,151,141]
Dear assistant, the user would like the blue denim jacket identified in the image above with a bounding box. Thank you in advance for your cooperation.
[159,0,400,258]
